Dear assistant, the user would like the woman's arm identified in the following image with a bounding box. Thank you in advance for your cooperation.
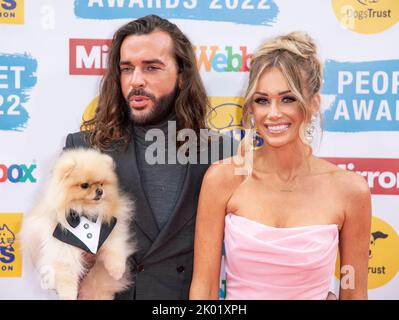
[189,160,240,300]
[338,173,372,300]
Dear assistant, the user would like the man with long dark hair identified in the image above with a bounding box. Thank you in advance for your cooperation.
[64,15,233,299]
[82,14,208,151]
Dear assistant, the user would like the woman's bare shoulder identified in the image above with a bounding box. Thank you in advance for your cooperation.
[314,157,370,197]
[203,155,247,190]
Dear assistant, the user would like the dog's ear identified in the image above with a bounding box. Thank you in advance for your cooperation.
[54,155,76,181]
[103,154,116,171]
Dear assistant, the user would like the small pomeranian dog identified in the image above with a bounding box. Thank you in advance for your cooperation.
[21,148,135,300]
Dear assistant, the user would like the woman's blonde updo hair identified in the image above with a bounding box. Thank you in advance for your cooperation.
[243,31,323,145]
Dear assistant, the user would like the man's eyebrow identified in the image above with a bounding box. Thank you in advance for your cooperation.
[119,59,166,66]
[142,59,166,66]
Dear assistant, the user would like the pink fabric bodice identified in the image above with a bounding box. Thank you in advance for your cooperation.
[224,213,339,300]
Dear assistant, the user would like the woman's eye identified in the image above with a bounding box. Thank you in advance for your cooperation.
[281,96,297,103]
[254,97,269,105]
[80,183,89,189]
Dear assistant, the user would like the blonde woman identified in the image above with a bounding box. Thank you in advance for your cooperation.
[189,32,371,300]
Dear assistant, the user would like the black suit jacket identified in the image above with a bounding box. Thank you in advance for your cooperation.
[64,131,237,300]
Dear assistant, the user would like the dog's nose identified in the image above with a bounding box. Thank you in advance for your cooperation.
[96,188,103,196]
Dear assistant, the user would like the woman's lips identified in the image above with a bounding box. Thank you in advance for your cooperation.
[264,123,291,134]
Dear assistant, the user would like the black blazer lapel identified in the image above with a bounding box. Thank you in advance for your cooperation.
[106,139,159,243]
[140,138,226,260]
[142,161,204,260]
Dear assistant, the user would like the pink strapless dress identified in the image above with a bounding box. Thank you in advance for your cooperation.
[224,213,339,300]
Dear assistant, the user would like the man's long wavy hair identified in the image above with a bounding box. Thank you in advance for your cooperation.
[81,15,208,151]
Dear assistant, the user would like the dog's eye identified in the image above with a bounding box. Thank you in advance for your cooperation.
[80,183,89,189]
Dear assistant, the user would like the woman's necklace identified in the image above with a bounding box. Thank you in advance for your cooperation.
[278,175,300,192]
[274,162,313,193]
[253,150,313,193]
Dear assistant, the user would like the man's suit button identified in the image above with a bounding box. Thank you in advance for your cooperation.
[176,265,185,273]
[137,265,144,273]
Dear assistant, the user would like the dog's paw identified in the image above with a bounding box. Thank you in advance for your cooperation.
[56,281,79,300]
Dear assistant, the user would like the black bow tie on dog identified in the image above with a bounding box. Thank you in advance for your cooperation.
[52,209,117,254]
[66,209,98,228]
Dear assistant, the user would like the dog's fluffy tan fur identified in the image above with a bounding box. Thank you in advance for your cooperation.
[21,148,135,300]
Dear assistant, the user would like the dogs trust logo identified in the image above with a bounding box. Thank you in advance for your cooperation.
[0,0,24,24]
[334,216,399,289]
[207,96,245,141]
[0,53,38,131]
[367,216,399,289]
[331,0,398,34]
[74,0,279,26]
[207,96,263,147]
[0,213,22,277]
[323,157,399,195]
[321,59,399,132]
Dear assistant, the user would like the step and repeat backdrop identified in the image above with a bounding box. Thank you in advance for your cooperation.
[0,0,398,299]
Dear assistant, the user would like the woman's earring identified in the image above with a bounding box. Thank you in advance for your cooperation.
[250,116,257,147]
[305,115,316,144]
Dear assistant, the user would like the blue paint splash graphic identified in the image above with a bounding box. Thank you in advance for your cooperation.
[0,53,37,131]
[322,59,399,132]
[74,0,279,26]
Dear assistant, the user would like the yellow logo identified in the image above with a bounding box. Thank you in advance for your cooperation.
[208,96,264,147]
[332,0,398,34]
[81,96,98,129]
[0,0,24,24]
[368,216,399,289]
[0,213,23,277]
[335,216,399,289]
[207,97,245,142]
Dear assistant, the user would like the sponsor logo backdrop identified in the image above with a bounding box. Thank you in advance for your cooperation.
[0,0,398,299]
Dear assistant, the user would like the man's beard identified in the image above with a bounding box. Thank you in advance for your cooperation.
[126,84,179,126]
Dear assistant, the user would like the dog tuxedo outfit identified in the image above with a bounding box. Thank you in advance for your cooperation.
[53,209,117,254]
